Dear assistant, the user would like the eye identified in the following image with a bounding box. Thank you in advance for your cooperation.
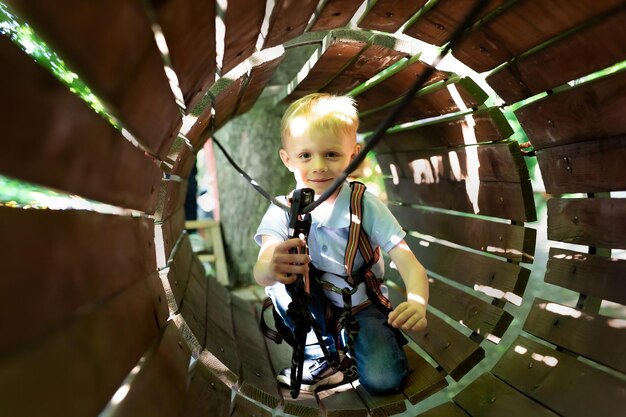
[298,152,311,159]
[326,151,340,158]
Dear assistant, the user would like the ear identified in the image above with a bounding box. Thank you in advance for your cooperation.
[279,148,293,172]
[351,143,361,160]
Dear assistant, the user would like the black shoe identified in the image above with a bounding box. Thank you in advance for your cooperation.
[276,358,344,392]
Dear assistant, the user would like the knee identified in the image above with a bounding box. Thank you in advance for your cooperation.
[358,360,408,395]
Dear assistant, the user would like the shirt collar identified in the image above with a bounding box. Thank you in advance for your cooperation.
[312,181,351,228]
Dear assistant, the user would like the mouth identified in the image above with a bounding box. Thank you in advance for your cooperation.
[308,178,332,184]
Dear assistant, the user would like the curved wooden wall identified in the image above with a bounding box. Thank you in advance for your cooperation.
[0,1,625,416]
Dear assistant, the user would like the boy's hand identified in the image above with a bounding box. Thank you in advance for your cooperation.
[270,238,310,285]
[388,299,427,332]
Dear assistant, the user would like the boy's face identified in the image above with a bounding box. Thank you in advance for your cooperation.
[280,127,359,199]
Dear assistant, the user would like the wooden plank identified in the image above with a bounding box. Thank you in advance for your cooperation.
[404,0,505,46]
[417,402,470,417]
[358,0,428,33]
[207,275,236,338]
[0,207,155,355]
[211,74,247,130]
[111,324,191,417]
[354,379,406,417]
[373,108,513,153]
[377,141,529,183]
[231,393,272,417]
[389,204,536,263]
[354,60,449,113]
[404,234,530,300]
[165,233,194,310]
[493,335,626,417]
[451,0,625,73]
[286,36,369,100]
[310,0,365,32]
[515,68,626,150]
[401,347,448,405]
[388,284,486,381]
[523,298,626,373]
[545,247,626,306]
[0,278,160,417]
[454,373,560,417]
[547,198,626,249]
[221,0,266,74]
[263,0,319,48]
[155,207,186,269]
[230,295,282,409]
[155,178,188,222]
[179,360,232,417]
[7,0,182,158]
[322,43,409,95]
[359,77,489,132]
[150,0,216,111]
[385,177,536,222]
[536,135,626,194]
[236,47,285,116]
[486,6,626,103]
[0,36,162,213]
[318,385,369,417]
[147,271,170,329]
[179,258,209,349]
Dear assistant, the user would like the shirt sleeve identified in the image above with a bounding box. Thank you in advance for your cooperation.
[362,191,406,253]
[254,200,290,247]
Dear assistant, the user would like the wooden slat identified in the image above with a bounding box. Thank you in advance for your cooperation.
[148,271,170,329]
[417,402,470,417]
[221,0,266,74]
[155,207,186,269]
[7,0,182,158]
[354,60,449,113]
[385,178,536,222]
[358,0,428,33]
[202,318,241,384]
[377,141,529,183]
[155,178,188,222]
[404,0,505,46]
[318,386,369,417]
[322,43,408,95]
[486,6,626,103]
[112,324,191,417]
[211,72,247,130]
[388,284,486,381]
[454,373,560,417]
[536,135,626,194]
[310,0,365,32]
[0,35,162,213]
[359,77,488,132]
[545,247,626,306]
[0,278,160,417]
[165,233,194,309]
[547,198,626,249]
[493,335,626,417]
[404,235,530,300]
[515,69,626,150]
[236,47,285,116]
[286,35,369,100]
[179,360,232,417]
[389,204,536,263]
[401,347,448,405]
[451,0,625,73]
[150,0,216,111]
[263,0,319,48]
[373,108,512,153]
[207,275,236,339]
[178,257,209,349]
[0,207,155,355]
[230,295,282,409]
[231,393,273,417]
[354,381,406,417]
[523,298,626,373]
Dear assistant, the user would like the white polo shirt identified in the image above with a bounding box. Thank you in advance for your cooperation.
[255,182,406,307]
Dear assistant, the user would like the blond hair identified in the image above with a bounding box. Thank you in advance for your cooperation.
[281,93,359,145]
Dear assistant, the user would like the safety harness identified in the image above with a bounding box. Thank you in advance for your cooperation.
[260,182,403,396]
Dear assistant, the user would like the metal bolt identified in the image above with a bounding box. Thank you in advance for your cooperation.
[573,216,579,224]
[547,120,555,127]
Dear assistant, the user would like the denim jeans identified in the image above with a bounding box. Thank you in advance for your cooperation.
[266,279,408,394]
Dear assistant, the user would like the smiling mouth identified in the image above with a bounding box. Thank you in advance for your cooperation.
[309,178,332,183]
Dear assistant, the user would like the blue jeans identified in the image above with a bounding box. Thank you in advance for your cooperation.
[266,280,408,394]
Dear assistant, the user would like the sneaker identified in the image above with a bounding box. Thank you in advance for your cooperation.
[276,358,344,392]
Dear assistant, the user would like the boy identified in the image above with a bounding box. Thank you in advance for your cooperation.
[254,93,429,395]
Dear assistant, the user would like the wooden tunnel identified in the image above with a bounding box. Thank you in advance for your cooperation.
[1,0,625,416]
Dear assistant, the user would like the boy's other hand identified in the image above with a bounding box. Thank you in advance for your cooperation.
[270,238,310,284]
[388,300,427,332]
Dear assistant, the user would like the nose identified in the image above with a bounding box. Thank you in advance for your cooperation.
[312,155,327,173]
